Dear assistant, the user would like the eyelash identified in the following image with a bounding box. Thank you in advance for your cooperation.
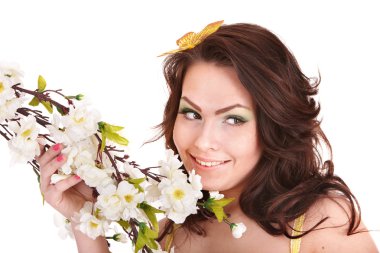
[178,108,247,126]
[179,108,201,120]
[225,115,247,126]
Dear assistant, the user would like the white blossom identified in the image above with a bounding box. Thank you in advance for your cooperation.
[61,102,101,143]
[0,63,24,123]
[53,212,73,239]
[97,184,123,221]
[77,212,109,240]
[46,114,72,144]
[145,178,161,203]
[96,173,115,194]
[111,224,129,243]
[76,164,111,189]
[0,62,24,84]
[8,115,41,164]
[152,245,175,253]
[158,178,200,224]
[117,181,144,220]
[124,162,145,179]
[158,149,186,181]
[0,96,25,122]
[113,232,128,243]
[60,140,96,175]
[231,222,247,239]
[50,174,71,184]
[47,102,101,145]
[209,191,224,200]
[188,170,203,199]
[73,202,109,240]
[0,75,15,106]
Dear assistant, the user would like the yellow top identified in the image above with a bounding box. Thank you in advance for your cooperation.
[290,214,306,253]
[164,214,307,252]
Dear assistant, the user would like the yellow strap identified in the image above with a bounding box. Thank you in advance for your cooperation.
[290,214,305,253]
[164,224,180,252]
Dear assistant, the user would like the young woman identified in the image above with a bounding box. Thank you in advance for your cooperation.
[37,22,378,252]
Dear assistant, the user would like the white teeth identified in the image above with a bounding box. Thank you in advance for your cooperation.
[195,158,224,167]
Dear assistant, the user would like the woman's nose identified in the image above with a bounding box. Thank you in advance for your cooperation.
[193,121,220,152]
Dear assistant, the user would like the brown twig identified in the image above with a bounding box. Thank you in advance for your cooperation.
[16,107,51,127]
[94,134,123,182]
[0,129,10,141]
[12,84,70,115]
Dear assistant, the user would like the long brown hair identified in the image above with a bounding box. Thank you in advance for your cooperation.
[156,23,360,239]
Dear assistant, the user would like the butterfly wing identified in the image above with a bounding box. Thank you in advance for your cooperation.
[176,32,198,49]
[158,20,224,57]
[158,32,197,57]
[194,20,224,44]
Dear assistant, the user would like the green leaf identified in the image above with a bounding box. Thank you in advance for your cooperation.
[139,202,164,231]
[146,238,158,249]
[41,101,53,113]
[56,106,65,116]
[135,184,144,193]
[104,123,124,132]
[38,75,47,92]
[213,198,234,207]
[98,121,129,152]
[105,131,129,146]
[128,177,146,185]
[100,129,106,152]
[210,206,226,222]
[28,97,40,106]
[144,226,158,239]
[117,219,130,230]
[128,177,147,192]
[204,197,235,222]
[134,223,158,253]
[135,229,147,253]
[98,121,106,131]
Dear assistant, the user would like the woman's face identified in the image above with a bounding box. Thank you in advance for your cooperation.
[173,61,262,196]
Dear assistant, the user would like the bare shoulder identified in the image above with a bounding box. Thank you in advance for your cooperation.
[300,194,378,253]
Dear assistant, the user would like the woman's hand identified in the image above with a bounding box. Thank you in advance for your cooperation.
[36,143,95,219]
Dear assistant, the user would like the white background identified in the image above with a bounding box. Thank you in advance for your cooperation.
[0,0,379,252]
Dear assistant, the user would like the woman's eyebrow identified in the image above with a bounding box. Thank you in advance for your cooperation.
[215,104,251,115]
[180,96,251,115]
[180,97,202,112]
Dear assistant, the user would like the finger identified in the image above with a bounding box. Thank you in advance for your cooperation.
[35,143,47,163]
[38,143,63,167]
[54,175,82,192]
[74,181,96,201]
[40,153,66,192]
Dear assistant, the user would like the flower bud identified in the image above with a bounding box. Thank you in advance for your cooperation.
[230,222,247,239]
[75,94,84,100]
[113,233,128,243]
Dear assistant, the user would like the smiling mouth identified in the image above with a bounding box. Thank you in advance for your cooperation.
[191,155,229,168]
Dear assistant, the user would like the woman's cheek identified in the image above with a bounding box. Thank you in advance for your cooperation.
[173,119,190,152]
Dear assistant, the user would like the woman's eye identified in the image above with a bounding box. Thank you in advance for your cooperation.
[179,108,201,120]
[185,111,201,120]
[225,116,246,125]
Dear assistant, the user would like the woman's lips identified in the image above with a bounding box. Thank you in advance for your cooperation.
[189,154,230,170]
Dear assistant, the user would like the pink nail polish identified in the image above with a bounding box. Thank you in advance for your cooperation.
[52,143,61,151]
[75,175,81,180]
[56,154,64,162]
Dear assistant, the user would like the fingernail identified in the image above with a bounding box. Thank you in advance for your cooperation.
[75,175,81,180]
[52,143,61,151]
[56,154,64,162]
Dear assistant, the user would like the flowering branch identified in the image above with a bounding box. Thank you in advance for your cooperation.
[0,62,246,253]
[12,83,70,115]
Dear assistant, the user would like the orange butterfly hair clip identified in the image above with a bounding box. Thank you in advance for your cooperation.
[158,20,224,57]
